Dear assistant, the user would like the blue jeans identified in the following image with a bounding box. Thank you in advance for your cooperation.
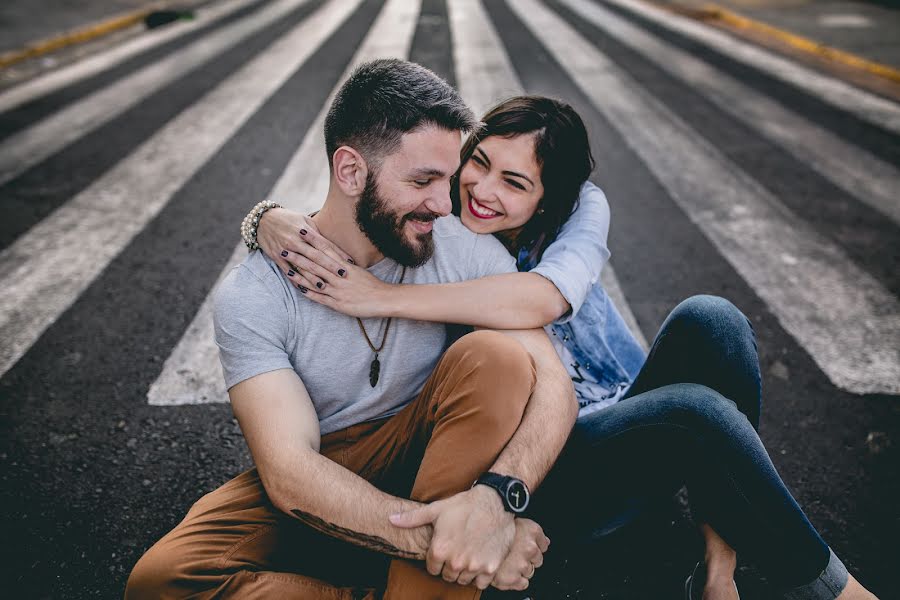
[533,295,849,599]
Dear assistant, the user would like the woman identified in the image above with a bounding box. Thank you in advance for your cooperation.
[245,96,876,600]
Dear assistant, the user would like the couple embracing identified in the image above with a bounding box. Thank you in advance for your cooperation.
[127,59,875,600]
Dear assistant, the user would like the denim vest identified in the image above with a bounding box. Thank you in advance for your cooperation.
[518,247,647,406]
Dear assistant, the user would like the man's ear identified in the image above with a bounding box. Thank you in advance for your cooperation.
[332,146,368,196]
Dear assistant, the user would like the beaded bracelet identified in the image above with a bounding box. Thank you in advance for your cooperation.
[240,200,282,251]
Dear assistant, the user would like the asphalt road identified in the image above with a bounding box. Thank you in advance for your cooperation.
[0,0,898,598]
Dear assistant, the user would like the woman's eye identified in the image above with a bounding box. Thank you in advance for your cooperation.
[506,179,526,191]
[414,180,430,187]
[471,156,486,167]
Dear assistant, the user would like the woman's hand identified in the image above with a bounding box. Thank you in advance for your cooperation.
[256,214,391,318]
[255,207,395,317]
[290,249,395,319]
[489,518,549,591]
[256,207,353,279]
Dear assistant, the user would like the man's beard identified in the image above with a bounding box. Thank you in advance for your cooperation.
[355,172,435,267]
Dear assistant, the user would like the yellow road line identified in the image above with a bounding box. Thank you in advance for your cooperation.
[0,2,172,70]
[697,3,900,85]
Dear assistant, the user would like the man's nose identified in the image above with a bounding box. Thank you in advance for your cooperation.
[425,179,452,216]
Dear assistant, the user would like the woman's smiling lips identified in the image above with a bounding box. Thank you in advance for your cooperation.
[468,197,502,220]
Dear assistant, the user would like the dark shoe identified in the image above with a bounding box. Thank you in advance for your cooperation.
[684,561,740,600]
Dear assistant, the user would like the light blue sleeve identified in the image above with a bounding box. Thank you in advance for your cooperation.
[530,181,611,324]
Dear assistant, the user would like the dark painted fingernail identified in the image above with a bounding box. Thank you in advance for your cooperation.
[347,258,355,264]
[338,269,346,277]
[281,250,288,257]
[287,270,295,276]
[316,282,323,289]
[298,285,308,293]
[299,229,308,235]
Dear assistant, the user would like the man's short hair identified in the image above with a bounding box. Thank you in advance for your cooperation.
[324,59,477,171]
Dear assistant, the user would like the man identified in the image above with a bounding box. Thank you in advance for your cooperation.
[126,59,577,599]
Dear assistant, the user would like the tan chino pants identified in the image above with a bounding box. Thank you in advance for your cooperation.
[126,331,537,599]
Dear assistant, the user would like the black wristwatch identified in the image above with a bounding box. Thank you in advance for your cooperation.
[474,472,530,514]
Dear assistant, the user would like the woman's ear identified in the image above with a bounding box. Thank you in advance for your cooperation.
[331,146,368,196]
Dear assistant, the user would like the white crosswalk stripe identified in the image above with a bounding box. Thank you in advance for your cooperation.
[147,0,422,406]
[0,0,896,403]
[447,0,649,350]
[0,0,314,186]
[0,0,363,379]
[447,0,523,116]
[511,0,900,395]
[561,0,900,226]
[603,0,900,135]
[0,0,260,114]
[151,0,650,406]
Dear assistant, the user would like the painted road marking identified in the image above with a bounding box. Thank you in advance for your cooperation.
[512,0,900,394]
[150,0,649,405]
[818,14,873,29]
[0,0,313,187]
[449,0,648,347]
[0,0,259,114]
[561,0,900,226]
[0,0,363,379]
[446,0,523,116]
[604,0,900,134]
[147,0,420,405]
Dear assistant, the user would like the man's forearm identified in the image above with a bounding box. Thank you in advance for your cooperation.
[266,447,431,560]
[489,330,578,491]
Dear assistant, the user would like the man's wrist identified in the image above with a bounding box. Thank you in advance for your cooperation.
[471,481,512,518]
[474,472,531,514]
[389,499,431,559]
[402,524,432,560]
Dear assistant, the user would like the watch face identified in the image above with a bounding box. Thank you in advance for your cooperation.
[505,480,529,512]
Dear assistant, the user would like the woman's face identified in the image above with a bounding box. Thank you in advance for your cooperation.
[458,134,544,236]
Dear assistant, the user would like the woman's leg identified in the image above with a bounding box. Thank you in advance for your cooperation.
[534,380,853,599]
[625,295,759,598]
[622,296,876,599]
[624,294,761,428]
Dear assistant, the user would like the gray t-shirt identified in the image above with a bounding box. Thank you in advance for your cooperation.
[213,216,516,435]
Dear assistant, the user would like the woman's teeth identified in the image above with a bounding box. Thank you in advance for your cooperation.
[469,198,500,218]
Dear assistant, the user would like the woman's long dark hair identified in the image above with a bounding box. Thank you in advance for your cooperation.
[450,96,595,266]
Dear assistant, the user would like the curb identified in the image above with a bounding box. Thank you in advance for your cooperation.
[693,4,900,85]
[0,2,173,70]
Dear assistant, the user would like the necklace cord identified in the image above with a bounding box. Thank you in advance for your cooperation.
[356,266,406,352]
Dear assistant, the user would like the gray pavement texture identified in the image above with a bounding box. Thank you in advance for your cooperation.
[741,0,900,67]
[0,0,195,53]
[0,0,898,599]
[663,0,900,68]
[4,0,899,70]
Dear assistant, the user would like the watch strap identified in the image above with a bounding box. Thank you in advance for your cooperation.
[474,472,529,514]
[475,472,509,491]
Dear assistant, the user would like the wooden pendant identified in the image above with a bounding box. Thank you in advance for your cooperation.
[369,354,380,387]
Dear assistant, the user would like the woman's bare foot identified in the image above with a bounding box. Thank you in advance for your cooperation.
[702,576,739,600]
[835,574,879,599]
[700,523,739,600]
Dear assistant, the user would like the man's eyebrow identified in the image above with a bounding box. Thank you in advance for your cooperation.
[408,167,446,178]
